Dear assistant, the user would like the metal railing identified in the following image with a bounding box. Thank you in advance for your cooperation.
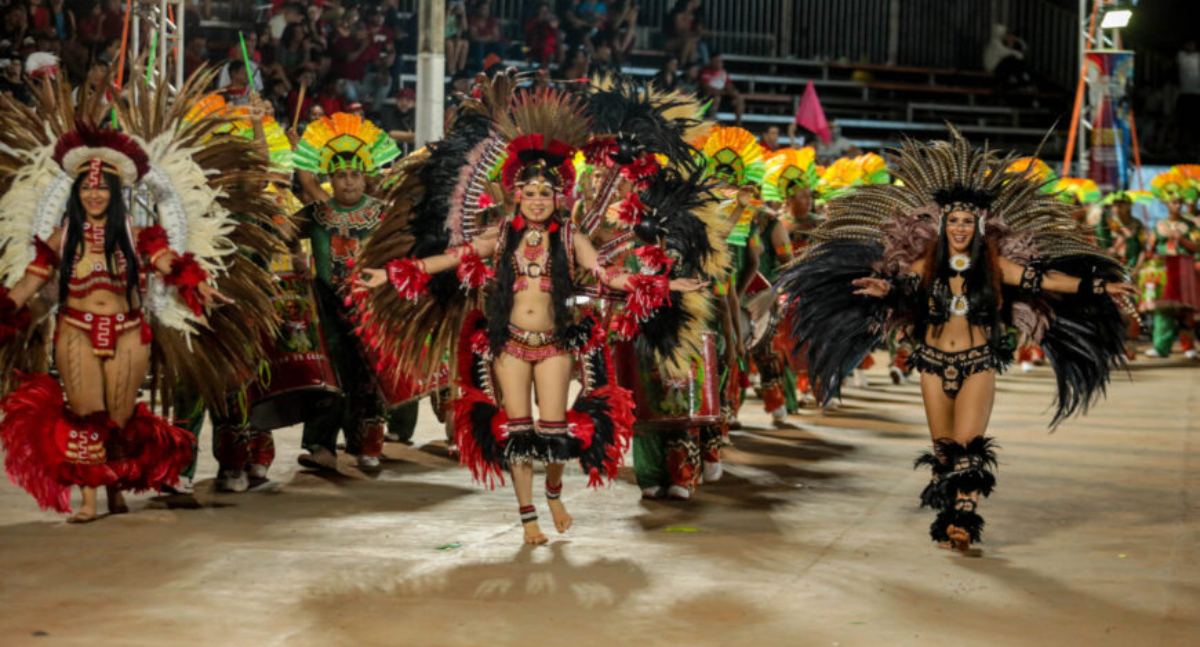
[258,1,1079,88]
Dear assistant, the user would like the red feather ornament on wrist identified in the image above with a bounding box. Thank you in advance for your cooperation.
[0,287,31,343]
[624,273,670,320]
[136,225,171,260]
[163,253,209,316]
[385,258,431,302]
[455,246,494,289]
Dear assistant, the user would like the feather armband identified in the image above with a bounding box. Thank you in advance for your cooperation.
[25,238,58,279]
[136,225,173,266]
[164,253,209,316]
[625,273,670,320]
[453,245,493,289]
[385,258,431,302]
[0,287,31,343]
[1019,260,1047,295]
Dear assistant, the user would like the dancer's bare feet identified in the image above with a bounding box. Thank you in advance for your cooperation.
[523,520,548,545]
[106,487,129,515]
[546,498,572,534]
[68,487,99,523]
[67,508,99,524]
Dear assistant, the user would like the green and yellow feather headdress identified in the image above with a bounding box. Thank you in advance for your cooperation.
[293,112,400,175]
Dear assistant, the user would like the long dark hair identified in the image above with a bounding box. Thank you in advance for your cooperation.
[920,211,1004,347]
[486,209,573,355]
[57,171,140,310]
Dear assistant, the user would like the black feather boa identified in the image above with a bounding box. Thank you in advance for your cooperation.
[1035,255,1129,427]
[775,240,887,404]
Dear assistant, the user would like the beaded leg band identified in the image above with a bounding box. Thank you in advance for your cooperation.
[519,504,538,524]
[545,480,563,500]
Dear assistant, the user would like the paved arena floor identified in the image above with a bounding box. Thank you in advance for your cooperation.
[1,351,1197,647]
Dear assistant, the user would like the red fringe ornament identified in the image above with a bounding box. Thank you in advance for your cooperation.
[633,245,674,272]
[0,287,31,343]
[616,193,648,227]
[455,247,494,289]
[384,258,431,301]
[163,253,209,316]
[136,225,171,260]
[624,274,670,320]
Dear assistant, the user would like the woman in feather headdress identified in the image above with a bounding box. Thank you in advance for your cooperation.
[0,73,287,522]
[777,130,1137,552]
[358,79,714,543]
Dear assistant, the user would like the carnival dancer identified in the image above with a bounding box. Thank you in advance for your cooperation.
[356,76,715,542]
[1142,170,1200,359]
[291,112,401,471]
[752,147,820,419]
[1093,190,1150,360]
[0,73,287,521]
[696,126,769,427]
[579,76,730,500]
[778,130,1137,552]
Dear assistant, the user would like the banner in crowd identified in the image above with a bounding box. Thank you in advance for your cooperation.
[1085,50,1135,192]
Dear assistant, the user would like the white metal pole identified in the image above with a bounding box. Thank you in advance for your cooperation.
[415,0,446,148]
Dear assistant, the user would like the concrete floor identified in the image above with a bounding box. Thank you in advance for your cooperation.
[0,353,1197,647]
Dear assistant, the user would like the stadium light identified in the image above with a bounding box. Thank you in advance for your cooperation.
[1100,3,1133,29]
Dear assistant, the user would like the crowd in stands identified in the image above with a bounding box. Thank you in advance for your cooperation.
[0,1,1191,164]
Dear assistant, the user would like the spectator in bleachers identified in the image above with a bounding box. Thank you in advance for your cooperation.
[523,2,561,67]
[2,5,28,45]
[590,43,617,75]
[1178,41,1200,153]
[678,60,701,95]
[759,125,782,153]
[376,86,416,152]
[0,55,28,103]
[983,23,1032,91]
[445,0,469,74]
[330,11,383,107]
[562,46,589,81]
[28,0,51,33]
[183,33,207,78]
[46,0,74,41]
[651,56,679,93]
[468,1,506,68]
[219,30,265,93]
[562,0,600,53]
[223,64,253,107]
[599,1,638,65]
[700,53,743,125]
[665,0,706,66]
[76,3,102,46]
[269,3,304,41]
[100,0,124,42]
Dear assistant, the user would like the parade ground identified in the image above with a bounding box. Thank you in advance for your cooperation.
[1,352,1197,647]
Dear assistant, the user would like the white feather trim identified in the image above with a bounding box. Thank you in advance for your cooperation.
[135,131,238,337]
[60,147,139,185]
[1,129,66,288]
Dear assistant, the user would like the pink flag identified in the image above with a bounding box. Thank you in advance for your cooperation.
[795,80,831,145]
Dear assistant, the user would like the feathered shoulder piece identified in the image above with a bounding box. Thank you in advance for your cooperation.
[294,112,400,175]
[697,126,766,187]
[183,94,293,172]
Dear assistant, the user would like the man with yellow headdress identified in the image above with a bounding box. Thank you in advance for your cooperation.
[292,112,401,470]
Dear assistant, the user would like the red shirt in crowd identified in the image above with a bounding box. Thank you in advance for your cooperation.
[331,33,378,82]
[30,7,51,31]
[101,7,125,41]
[700,67,730,91]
